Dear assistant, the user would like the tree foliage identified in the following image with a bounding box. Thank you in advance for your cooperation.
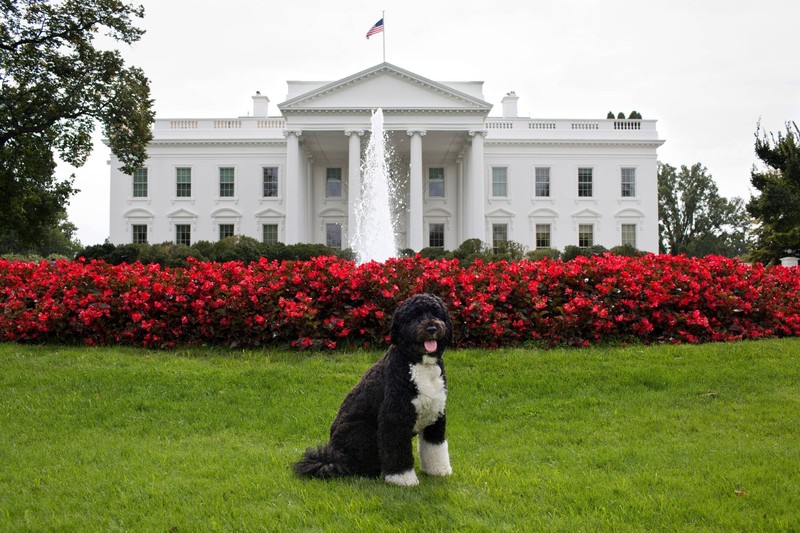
[658,162,749,257]
[747,122,800,264]
[0,0,154,250]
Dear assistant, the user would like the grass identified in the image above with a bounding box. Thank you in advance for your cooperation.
[1,339,799,532]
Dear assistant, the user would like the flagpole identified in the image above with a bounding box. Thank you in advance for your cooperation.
[382,11,386,62]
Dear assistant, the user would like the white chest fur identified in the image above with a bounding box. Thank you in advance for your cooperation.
[409,361,447,433]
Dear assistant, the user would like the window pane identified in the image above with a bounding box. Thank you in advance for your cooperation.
[325,223,342,249]
[578,224,593,247]
[219,168,235,197]
[429,223,445,248]
[219,224,234,240]
[428,168,445,197]
[535,167,550,197]
[262,224,278,245]
[326,168,342,198]
[621,224,637,247]
[621,168,636,197]
[132,224,148,244]
[535,223,551,248]
[175,224,191,246]
[492,167,508,197]
[176,168,191,197]
[263,167,278,197]
[578,168,592,197]
[133,168,148,197]
[492,223,508,253]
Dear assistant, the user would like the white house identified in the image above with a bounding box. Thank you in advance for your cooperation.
[109,62,664,253]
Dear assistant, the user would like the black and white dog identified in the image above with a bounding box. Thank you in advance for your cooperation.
[294,293,453,487]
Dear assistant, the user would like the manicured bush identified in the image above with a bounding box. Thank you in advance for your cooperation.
[1,254,799,350]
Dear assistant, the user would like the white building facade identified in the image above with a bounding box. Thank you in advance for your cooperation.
[109,63,665,253]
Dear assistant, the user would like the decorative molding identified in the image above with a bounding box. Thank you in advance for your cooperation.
[406,129,427,137]
[282,129,303,138]
[344,129,365,137]
[469,129,488,138]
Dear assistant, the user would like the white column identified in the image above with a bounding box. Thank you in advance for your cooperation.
[467,129,487,242]
[456,148,465,246]
[407,129,426,251]
[284,129,302,244]
[345,130,364,248]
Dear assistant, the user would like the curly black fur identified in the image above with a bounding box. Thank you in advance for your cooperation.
[293,293,453,484]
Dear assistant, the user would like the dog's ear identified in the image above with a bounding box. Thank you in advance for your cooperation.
[389,298,409,345]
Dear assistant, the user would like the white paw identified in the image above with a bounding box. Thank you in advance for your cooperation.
[385,469,419,487]
[419,439,452,476]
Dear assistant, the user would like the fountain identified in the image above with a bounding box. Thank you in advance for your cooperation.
[351,108,398,264]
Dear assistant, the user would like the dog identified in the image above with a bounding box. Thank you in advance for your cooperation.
[293,293,453,487]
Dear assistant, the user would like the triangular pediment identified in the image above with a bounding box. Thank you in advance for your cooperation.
[167,208,198,219]
[278,63,492,114]
[572,208,602,219]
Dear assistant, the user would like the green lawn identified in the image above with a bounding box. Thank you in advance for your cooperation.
[1,339,799,532]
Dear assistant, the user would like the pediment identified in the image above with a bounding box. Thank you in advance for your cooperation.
[529,208,559,218]
[123,208,154,219]
[255,207,284,218]
[278,63,492,114]
[572,208,602,219]
[486,207,516,218]
[211,208,242,219]
[167,208,198,219]
[615,208,645,218]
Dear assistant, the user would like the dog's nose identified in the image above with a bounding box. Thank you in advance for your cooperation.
[426,326,437,335]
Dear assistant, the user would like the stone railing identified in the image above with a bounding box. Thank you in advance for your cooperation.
[156,117,287,131]
[484,118,658,138]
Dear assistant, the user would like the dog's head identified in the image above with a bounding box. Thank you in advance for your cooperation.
[390,293,453,359]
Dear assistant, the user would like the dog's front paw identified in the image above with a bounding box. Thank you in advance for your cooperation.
[385,469,419,487]
[419,439,452,476]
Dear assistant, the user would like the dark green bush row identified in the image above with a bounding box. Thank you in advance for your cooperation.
[80,237,354,266]
[78,237,645,267]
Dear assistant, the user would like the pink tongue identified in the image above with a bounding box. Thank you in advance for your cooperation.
[424,340,438,353]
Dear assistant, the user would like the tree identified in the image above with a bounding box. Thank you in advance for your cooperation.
[0,0,154,250]
[747,122,800,264]
[658,162,750,257]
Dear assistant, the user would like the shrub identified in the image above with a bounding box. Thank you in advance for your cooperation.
[610,244,646,257]
[527,248,561,261]
[1,255,798,350]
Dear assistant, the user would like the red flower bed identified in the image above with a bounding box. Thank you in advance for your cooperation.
[1,255,799,349]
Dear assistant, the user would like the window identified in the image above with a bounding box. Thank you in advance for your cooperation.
[621,224,637,247]
[262,224,279,245]
[175,224,191,246]
[428,168,445,198]
[326,168,342,198]
[578,168,593,197]
[176,168,192,197]
[492,223,508,253]
[429,223,445,248]
[263,167,278,197]
[219,224,234,240]
[535,224,551,249]
[621,168,636,197]
[219,168,235,197]
[132,168,148,198]
[578,224,594,248]
[132,224,148,244]
[492,167,508,197]
[325,223,342,249]
[535,167,550,197]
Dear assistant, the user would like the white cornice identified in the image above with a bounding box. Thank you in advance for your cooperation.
[485,139,666,148]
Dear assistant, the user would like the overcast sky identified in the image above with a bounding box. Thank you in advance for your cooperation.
[65,0,799,246]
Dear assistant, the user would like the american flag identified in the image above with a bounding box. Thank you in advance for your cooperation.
[366,18,384,39]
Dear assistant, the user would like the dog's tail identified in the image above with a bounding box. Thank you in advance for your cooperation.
[293,443,352,478]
